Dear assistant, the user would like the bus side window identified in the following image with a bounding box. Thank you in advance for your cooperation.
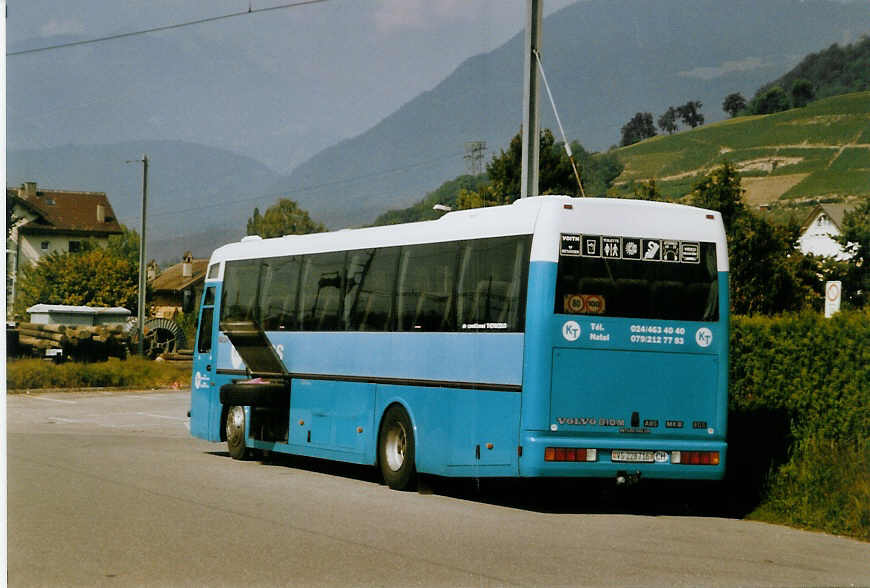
[260,256,301,331]
[298,251,346,331]
[457,236,529,331]
[221,260,261,323]
[345,247,398,332]
[197,307,214,354]
[397,242,459,331]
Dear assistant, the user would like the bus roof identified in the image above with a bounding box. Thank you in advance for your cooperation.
[209,196,727,271]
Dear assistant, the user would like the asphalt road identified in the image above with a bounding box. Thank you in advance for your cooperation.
[7,390,870,587]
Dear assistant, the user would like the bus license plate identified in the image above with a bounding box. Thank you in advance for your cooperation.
[611,450,655,463]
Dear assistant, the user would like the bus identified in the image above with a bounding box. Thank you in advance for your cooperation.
[189,196,728,490]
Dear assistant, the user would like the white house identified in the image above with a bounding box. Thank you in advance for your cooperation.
[797,203,855,260]
[7,181,124,319]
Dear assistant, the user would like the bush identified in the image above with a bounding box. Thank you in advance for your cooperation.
[728,309,870,538]
[6,357,190,391]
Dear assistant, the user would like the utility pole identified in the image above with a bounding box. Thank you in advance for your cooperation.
[521,0,542,198]
[127,154,149,356]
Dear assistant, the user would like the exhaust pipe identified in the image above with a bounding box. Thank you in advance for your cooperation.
[616,471,641,486]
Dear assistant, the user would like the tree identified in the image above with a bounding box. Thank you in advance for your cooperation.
[722,92,747,118]
[246,207,262,236]
[790,78,815,108]
[688,163,816,314]
[752,86,790,114]
[825,199,870,308]
[92,225,140,266]
[687,162,746,230]
[620,112,657,147]
[677,100,704,128]
[14,247,142,318]
[246,199,325,238]
[632,179,665,201]
[658,107,679,134]
[457,129,625,209]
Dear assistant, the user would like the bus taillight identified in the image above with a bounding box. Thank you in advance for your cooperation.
[671,451,719,465]
[544,447,598,462]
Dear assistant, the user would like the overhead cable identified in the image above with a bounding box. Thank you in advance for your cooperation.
[8,0,330,56]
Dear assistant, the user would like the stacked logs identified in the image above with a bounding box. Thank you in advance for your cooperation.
[16,322,131,361]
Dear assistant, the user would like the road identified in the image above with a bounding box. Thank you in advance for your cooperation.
[7,390,870,587]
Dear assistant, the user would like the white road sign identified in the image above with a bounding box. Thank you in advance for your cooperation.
[825,281,841,318]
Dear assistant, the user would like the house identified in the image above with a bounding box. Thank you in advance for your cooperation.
[6,182,124,319]
[149,251,209,319]
[797,203,856,261]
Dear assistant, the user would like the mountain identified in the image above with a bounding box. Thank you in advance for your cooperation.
[754,36,870,103]
[7,141,283,264]
[9,0,870,248]
[271,0,870,228]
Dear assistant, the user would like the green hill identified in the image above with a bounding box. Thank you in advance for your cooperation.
[612,92,870,213]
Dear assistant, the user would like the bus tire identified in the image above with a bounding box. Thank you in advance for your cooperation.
[226,405,250,460]
[378,404,417,491]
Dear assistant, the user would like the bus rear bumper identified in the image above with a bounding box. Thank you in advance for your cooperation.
[519,432,726,481]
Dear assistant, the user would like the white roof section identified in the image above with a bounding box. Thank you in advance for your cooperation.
[210,197,546,264]
[26,304,131,315]
[209,196,728,272]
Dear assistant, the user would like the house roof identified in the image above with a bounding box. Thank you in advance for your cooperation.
[799,203,855,234]
[8,184,124,236]
[150,258,209,293]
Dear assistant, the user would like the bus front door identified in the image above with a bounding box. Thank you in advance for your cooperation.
[191,286,221,441]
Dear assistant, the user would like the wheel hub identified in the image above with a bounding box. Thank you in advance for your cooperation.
[226,406,245,446]
[384,422,406,471]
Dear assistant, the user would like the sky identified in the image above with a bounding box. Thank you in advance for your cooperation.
[6,0,577,171]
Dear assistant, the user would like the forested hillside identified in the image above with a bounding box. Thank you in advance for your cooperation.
[753,36,870,107]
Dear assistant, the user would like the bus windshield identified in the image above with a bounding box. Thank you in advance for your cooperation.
[554,239,718,321]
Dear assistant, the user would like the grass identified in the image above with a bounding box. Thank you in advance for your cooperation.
[749,437,870,540]
[781,169,870,199]
[613,91,870,204]
[6,357,191,391]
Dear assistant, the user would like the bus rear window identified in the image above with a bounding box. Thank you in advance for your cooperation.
[554,241,718,322]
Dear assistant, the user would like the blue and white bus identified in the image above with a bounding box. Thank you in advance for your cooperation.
[190,196,728,489]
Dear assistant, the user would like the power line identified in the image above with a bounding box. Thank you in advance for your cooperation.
[7,0,330,57]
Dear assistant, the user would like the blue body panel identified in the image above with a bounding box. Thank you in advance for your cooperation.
[216,331,524,387]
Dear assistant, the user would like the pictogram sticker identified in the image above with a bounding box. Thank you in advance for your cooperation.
[602,236,621,258]
[582,235,600,257]
[622,237,641,259]
[642,239,662,261]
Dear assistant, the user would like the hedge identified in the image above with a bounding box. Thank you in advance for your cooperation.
[6,357,191,391]
[728,309,870,539]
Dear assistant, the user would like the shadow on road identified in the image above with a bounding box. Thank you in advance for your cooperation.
[207,450,753,519]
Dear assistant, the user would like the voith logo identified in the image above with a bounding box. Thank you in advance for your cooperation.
[695,327,713,348]
[562,320,581,342]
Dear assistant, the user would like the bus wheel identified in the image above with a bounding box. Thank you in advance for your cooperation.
[378,405,417,491]
[226,405,249,460]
